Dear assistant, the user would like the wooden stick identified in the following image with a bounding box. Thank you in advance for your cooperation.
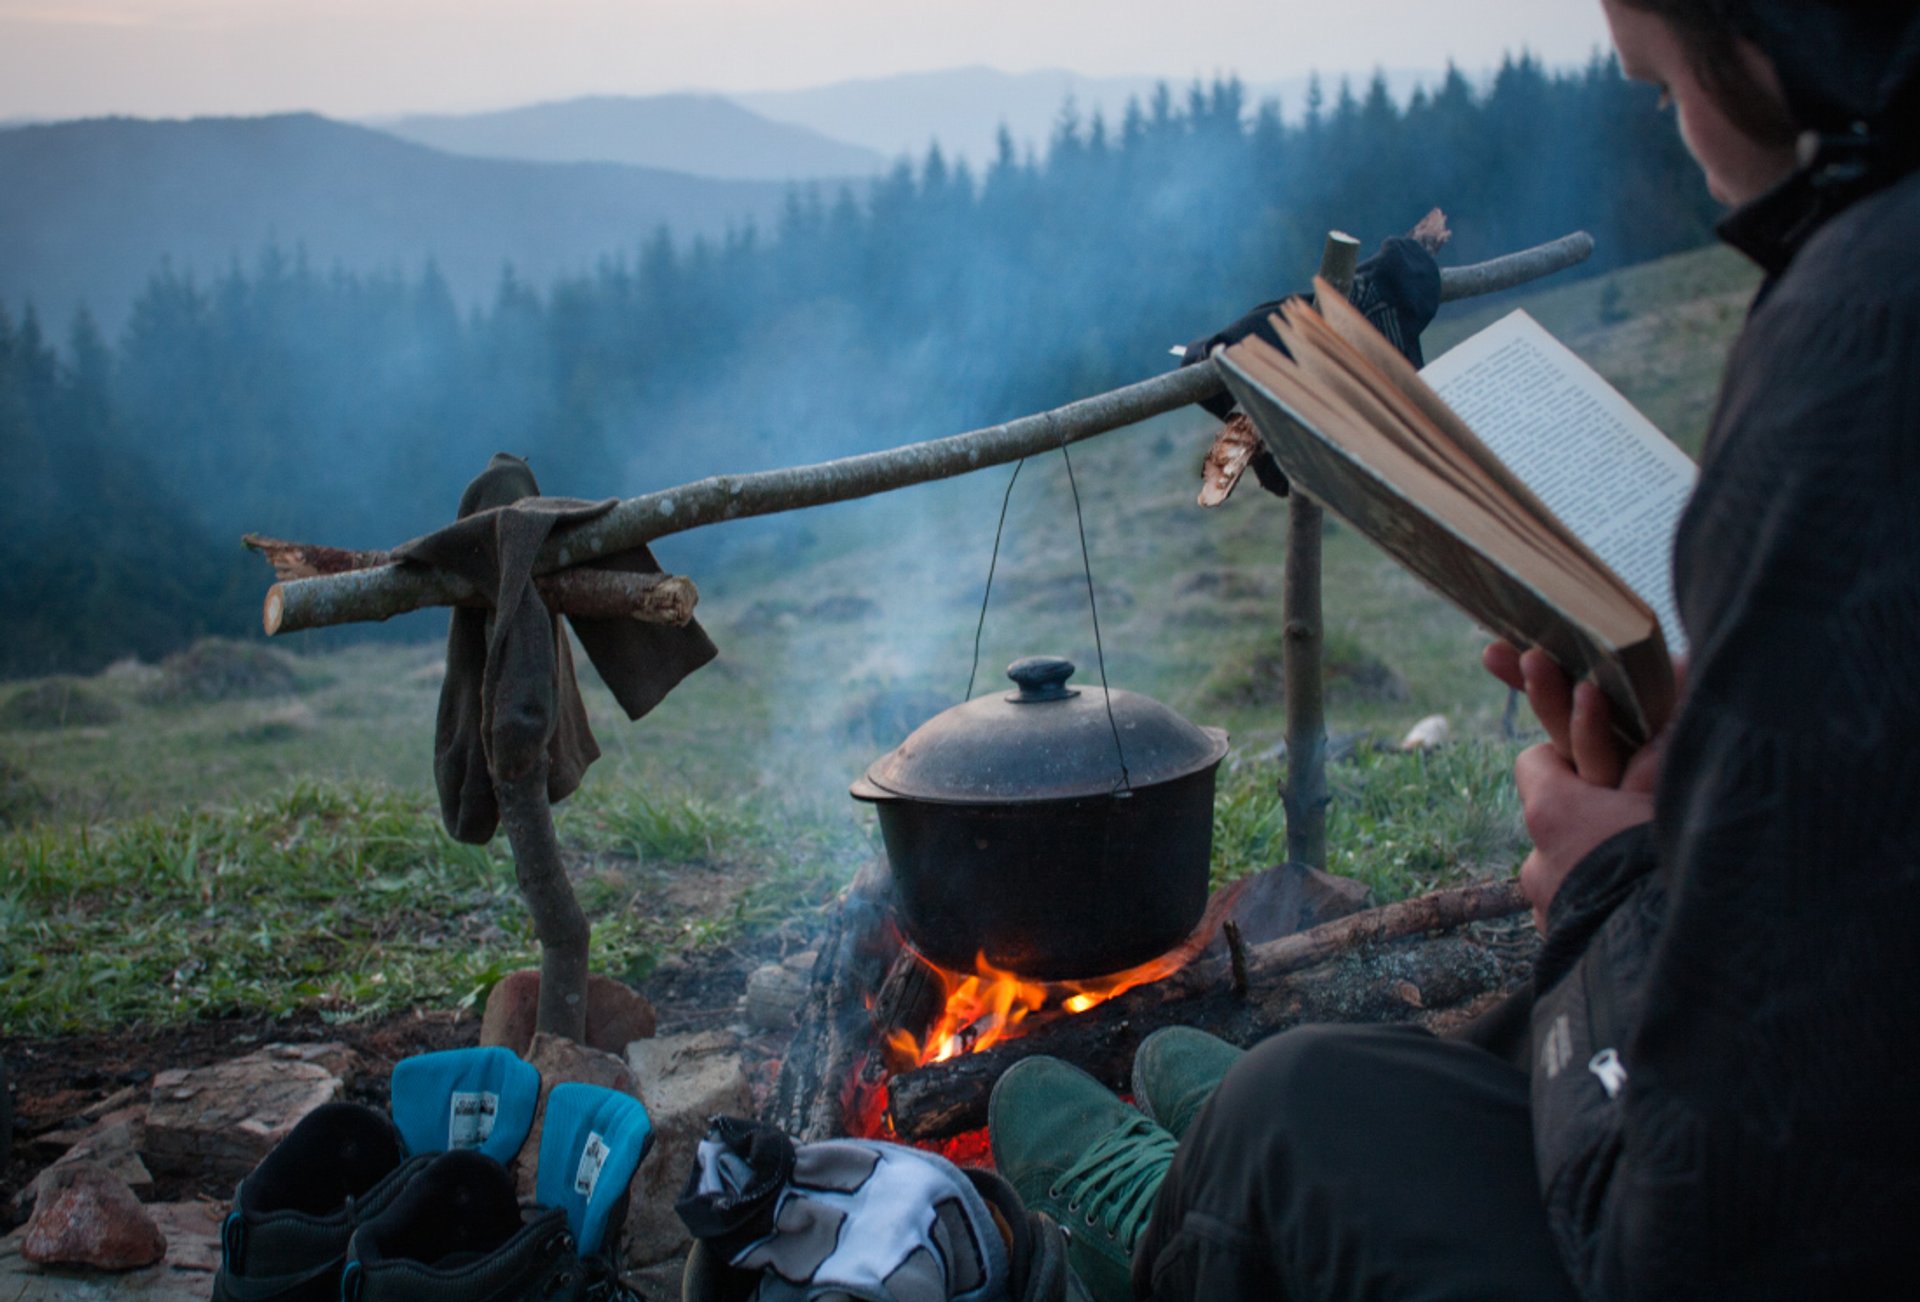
[1243,876,1525,974]
[495,770,591,1042]
[258,559,698,633]
[255,234,1596,636]
[1282,233,1358,870]
[1437,232,1595,302]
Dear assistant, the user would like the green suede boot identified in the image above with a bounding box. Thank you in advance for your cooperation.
[989,1057,1175,1302]
[1129,1026,1246,1140]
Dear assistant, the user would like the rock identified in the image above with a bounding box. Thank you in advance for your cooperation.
[623,1031,754,1266]
[510,1034,641,1205]
[586,977,659,1053]
[20,1162,166,1271]
[43,1119,153,1198]
[1400,714,1452,751]
[481,970,658,1057]
[144,1051,342,1183]
[0,1199,222,1299]
[1298,867,1374,924]
[29,1102,146,1159]
[479,971,541,1055]
[259,1041,362,1088]
[145,1200,224,1275]
[743,963,808,1032]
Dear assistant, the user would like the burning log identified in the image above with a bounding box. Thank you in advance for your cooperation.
[251,233,1596,637]
[769,859,900,1141]
[883,878,1527,1141]
[245,535,699,631]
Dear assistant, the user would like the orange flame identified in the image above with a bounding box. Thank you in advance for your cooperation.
[886,946,1193,1069]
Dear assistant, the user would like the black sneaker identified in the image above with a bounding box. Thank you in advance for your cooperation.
[212,1103,429,1302]
[343,1148,638,1301]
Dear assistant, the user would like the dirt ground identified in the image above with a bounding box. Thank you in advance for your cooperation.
[0,934,794,1226]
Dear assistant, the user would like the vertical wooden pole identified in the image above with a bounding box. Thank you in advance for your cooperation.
[1282,231,1360,871]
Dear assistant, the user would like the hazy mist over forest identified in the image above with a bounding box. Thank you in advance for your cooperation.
[0,42,1717,678]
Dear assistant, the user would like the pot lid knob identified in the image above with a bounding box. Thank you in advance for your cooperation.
[1006,656,1079,703]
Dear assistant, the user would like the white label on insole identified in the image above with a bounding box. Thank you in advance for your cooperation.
[575,1131,610,1199]
[448,1091,499,1148]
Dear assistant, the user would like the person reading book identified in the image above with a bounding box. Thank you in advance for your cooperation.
[986,2,1920,1298]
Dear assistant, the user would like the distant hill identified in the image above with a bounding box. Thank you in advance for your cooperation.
[737,65,1439,167]
[0,113,798,334]
[372,94,887,181]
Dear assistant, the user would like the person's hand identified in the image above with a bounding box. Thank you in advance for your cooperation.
[1483,642,1684,930]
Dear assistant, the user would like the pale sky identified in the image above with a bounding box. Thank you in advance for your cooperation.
[0,1,1615,120]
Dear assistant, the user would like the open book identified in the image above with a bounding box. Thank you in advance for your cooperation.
[1216,283,1696,746]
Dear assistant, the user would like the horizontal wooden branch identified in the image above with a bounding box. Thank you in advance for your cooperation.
[258,554,698,633]
[1437,232,1595,303]
[259,233,1594,635]
[1244,875,1525,974]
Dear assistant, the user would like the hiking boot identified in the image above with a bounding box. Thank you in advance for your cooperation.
[214,1046,545,1302]
[964,1167,1095,1302]
[989,1057,1175,1302]
[1129,1026,1245,1140]
[343,1148,636,1301]
[212,1103,429,1302]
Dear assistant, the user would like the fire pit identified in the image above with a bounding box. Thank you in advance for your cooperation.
[768,856,1536,1152]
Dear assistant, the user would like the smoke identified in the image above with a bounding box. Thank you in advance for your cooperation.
[0,59,1715,695]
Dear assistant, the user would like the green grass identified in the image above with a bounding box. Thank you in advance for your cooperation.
[1211,738,1528,899]
[1,781,522,1033]
[0,244,1751,1033]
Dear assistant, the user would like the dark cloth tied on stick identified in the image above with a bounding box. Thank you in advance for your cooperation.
[395,453,718,843]
[1181,233,1445,495]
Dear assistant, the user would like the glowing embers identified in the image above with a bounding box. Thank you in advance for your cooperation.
[885,945,1194,1069]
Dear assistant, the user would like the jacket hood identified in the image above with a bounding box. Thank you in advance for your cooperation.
[1717,3,1920,273]
[1731,2,1920,133]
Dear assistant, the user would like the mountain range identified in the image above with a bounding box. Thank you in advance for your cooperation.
[0,65,1447,337]
[373,93,887,181]
[0,113,796,335]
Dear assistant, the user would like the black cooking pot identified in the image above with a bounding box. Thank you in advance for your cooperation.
[850,656,1229,980]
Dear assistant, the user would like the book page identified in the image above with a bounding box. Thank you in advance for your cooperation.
[1421,311,1696,654]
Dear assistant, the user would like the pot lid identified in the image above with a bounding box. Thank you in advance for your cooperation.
[857,656,1229,804]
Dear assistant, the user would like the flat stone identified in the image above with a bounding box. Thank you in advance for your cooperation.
[43,1119,153,1197]
[481,970,658,1057]
[258,1041,362,1089]
[145,1053,341,1183]
[0,1199,220,1300]
[21,1162,167,1271]
[623,1031,753,1267]
[28,1103,146,1158]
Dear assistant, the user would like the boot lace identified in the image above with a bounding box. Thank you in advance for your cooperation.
[1047,1115,1177,1252]
[579,1252,643,1302]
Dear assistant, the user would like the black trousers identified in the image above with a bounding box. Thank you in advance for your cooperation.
[1131,1023,1580,1301]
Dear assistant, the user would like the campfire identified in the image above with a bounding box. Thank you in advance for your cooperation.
[770,855,1535,1158]
[885,946,1199,1070]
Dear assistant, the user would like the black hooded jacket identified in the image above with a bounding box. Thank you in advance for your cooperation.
[1528,7,1920,1297]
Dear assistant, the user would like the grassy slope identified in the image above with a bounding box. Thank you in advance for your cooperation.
[0,244,1762,1033]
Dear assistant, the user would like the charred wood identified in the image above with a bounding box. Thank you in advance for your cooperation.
[887,930,1525,1141]
[769,860,902,1141]
[884,878,1528,1141]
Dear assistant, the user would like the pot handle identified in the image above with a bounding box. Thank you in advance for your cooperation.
[849,775,895,803]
